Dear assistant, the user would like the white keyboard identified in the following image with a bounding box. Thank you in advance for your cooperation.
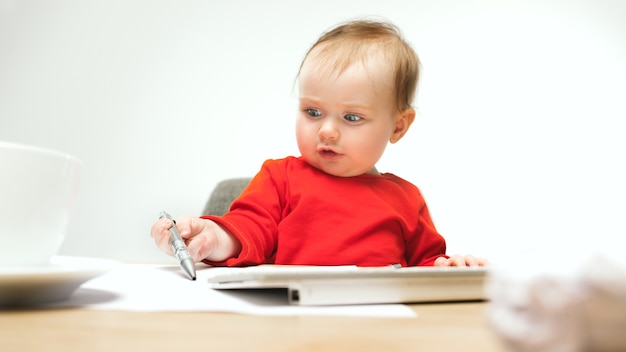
[205,265,489,305]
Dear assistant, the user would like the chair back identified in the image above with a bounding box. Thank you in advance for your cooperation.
[202,177,251,216]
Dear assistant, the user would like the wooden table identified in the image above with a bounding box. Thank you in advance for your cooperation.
[0,302,503,351]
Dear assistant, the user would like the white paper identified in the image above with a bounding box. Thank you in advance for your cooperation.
[486,251,626,351]
[54,263,417,318]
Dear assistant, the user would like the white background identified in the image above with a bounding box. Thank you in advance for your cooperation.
[1,0,625,264]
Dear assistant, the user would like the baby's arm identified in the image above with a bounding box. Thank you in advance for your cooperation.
[433,254,489,267]
[150,215,241,263]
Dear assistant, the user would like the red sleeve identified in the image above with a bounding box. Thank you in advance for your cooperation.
[404,194,448,266]
[201,160,285,266]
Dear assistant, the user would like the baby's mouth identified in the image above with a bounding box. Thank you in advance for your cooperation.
[318,147,341,159]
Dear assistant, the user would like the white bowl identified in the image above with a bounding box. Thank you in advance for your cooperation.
[0,141,81,267]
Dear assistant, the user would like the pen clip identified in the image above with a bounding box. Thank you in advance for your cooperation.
[159,211,177,225]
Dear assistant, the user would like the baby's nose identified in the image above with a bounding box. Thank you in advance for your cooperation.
[318,119,340,141]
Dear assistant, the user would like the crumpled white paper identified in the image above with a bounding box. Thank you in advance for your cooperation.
[486,251,626,352]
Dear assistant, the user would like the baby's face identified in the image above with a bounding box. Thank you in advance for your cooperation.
[296,56,400,177]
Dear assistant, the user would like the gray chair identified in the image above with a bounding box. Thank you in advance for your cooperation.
[202,177,251,216]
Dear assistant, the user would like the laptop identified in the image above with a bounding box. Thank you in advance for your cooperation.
[205,265,489,306]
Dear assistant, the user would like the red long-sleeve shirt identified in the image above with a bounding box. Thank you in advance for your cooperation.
[202,156,446,267]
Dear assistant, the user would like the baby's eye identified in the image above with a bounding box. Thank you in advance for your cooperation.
[306,109,322,117]
[344,114,361,122]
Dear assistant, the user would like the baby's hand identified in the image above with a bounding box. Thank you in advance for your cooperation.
[150,215,240,263]
[433,254,489,267]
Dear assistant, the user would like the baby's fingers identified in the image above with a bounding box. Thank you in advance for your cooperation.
[447,255,468,266]
[460,254,490,266]
[150,218,174,256]
[185,232,220,263]
[434,254,488,267]
[173,215,199,239]
[463,255,479,266]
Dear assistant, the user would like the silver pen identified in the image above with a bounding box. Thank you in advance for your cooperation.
[159,211,196,280]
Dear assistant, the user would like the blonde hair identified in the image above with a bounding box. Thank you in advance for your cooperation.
[297,19,420,112]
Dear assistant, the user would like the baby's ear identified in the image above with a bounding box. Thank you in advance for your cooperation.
[389,108,415,143]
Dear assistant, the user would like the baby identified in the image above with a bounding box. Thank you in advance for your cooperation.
[151,19,488,268]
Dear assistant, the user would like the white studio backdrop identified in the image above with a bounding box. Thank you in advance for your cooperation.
[1,0,624,264]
